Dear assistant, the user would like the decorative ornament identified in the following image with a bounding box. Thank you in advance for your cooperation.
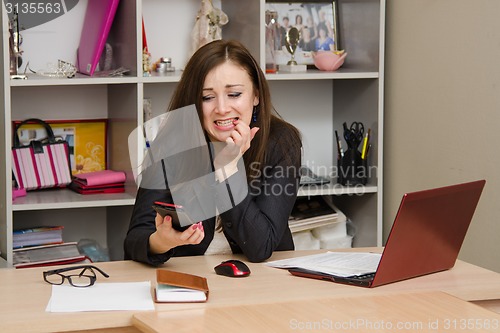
[189,0,228,59]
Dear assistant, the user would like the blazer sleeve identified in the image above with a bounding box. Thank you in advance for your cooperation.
[124,159,217,266]
[123,187,176,266]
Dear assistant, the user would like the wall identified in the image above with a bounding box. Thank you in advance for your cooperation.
[384,0,500,272]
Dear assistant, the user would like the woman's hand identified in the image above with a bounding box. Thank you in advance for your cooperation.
[227,119,259,155]
[214,120,259,171]
[149,213,205,254]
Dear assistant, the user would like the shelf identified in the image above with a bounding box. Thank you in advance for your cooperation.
[12,188,136,211]
[266,69,379,81]
[9,74,138,87]
[1,0,385,263]
[141,71,183,83]
[298,184,378,197]
[138,69,379,83]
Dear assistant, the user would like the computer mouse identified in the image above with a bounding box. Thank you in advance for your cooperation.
[214,259,251,278]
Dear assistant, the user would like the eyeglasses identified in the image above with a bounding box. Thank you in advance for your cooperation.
[43,265,109,288]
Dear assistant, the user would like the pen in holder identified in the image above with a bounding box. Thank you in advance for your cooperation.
[337,122,370,186]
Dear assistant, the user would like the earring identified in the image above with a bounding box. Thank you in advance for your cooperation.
[252,106,258,123]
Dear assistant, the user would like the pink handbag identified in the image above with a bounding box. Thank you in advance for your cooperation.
[12,119,72,191]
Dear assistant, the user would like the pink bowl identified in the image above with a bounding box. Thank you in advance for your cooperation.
[312,51,347,71]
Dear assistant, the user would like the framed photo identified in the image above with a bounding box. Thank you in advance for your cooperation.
[13,119,108,175]
[265,1,339,65]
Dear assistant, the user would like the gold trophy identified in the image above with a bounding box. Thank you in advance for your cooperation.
[279,27,306,72]
[285,27,299,65]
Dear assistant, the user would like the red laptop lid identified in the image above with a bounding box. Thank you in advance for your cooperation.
[371,180,485,287]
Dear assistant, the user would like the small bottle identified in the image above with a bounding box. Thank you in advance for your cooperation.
[156,57,175,74]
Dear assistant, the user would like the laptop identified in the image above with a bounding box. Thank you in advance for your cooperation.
[288,180,486,287]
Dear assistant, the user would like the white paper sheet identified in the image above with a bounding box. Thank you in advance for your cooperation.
[46,281,155,312]
[265,251,382,277]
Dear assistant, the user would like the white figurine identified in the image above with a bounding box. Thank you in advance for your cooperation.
[189,0,228,59]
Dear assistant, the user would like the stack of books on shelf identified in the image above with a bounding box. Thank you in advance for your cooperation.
[69,169,126,194]
[289,196,350,250]
[12,226,89,268]
[13,242,88,269]
[288,196,345,234]
[13,225,64,249]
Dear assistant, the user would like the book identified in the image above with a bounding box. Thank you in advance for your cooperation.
[69,169,126,195]
[14,256,91,269]
[72,170,127,186]
[290,196,335,220]
[77,0,121,76]
[155,269,209,303]
[13,242,88,268]
[68,181,125,195]
[288,197,346,233]
[142,17,148,51]
[13,226,64,249]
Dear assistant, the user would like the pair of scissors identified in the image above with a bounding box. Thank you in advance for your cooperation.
[343,122,365,148]
[350,122,364,142]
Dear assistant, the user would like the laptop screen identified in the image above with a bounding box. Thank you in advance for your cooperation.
[371,180,485,287]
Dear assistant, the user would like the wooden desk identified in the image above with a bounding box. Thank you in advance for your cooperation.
[134,291,500,333]
[1,249,500,333]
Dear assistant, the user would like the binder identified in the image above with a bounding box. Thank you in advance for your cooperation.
[77,0,121,76]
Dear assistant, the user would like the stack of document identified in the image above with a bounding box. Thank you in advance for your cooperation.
[288,196,346,233]
[47,281,155,312]
[266,251,382,278]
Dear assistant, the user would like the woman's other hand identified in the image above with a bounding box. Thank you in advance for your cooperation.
[149,213,205,254]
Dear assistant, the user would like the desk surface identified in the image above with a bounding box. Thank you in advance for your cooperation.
[1,248,500,333]
[134,291,500,333]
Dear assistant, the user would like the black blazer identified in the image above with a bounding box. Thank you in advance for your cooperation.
[124,122,301,266]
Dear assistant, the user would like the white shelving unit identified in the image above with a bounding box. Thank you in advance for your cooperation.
[0,0,384,265]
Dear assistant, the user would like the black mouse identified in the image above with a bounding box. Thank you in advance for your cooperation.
[214,259,251,277]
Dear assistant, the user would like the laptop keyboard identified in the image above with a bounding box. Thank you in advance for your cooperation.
[349,273,375,280]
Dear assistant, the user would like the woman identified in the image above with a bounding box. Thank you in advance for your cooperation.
[299,26,316,52]
[124,40,302,266]
[315,24,334,51]
[294,14,304,34]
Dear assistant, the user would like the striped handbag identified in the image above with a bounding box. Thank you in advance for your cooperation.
[12,118,72,191]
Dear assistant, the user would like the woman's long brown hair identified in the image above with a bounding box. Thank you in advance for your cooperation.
[168,39,301,181]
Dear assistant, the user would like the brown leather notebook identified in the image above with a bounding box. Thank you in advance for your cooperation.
[155,269,209,303]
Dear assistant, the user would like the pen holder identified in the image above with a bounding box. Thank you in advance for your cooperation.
[338,148,368,186]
